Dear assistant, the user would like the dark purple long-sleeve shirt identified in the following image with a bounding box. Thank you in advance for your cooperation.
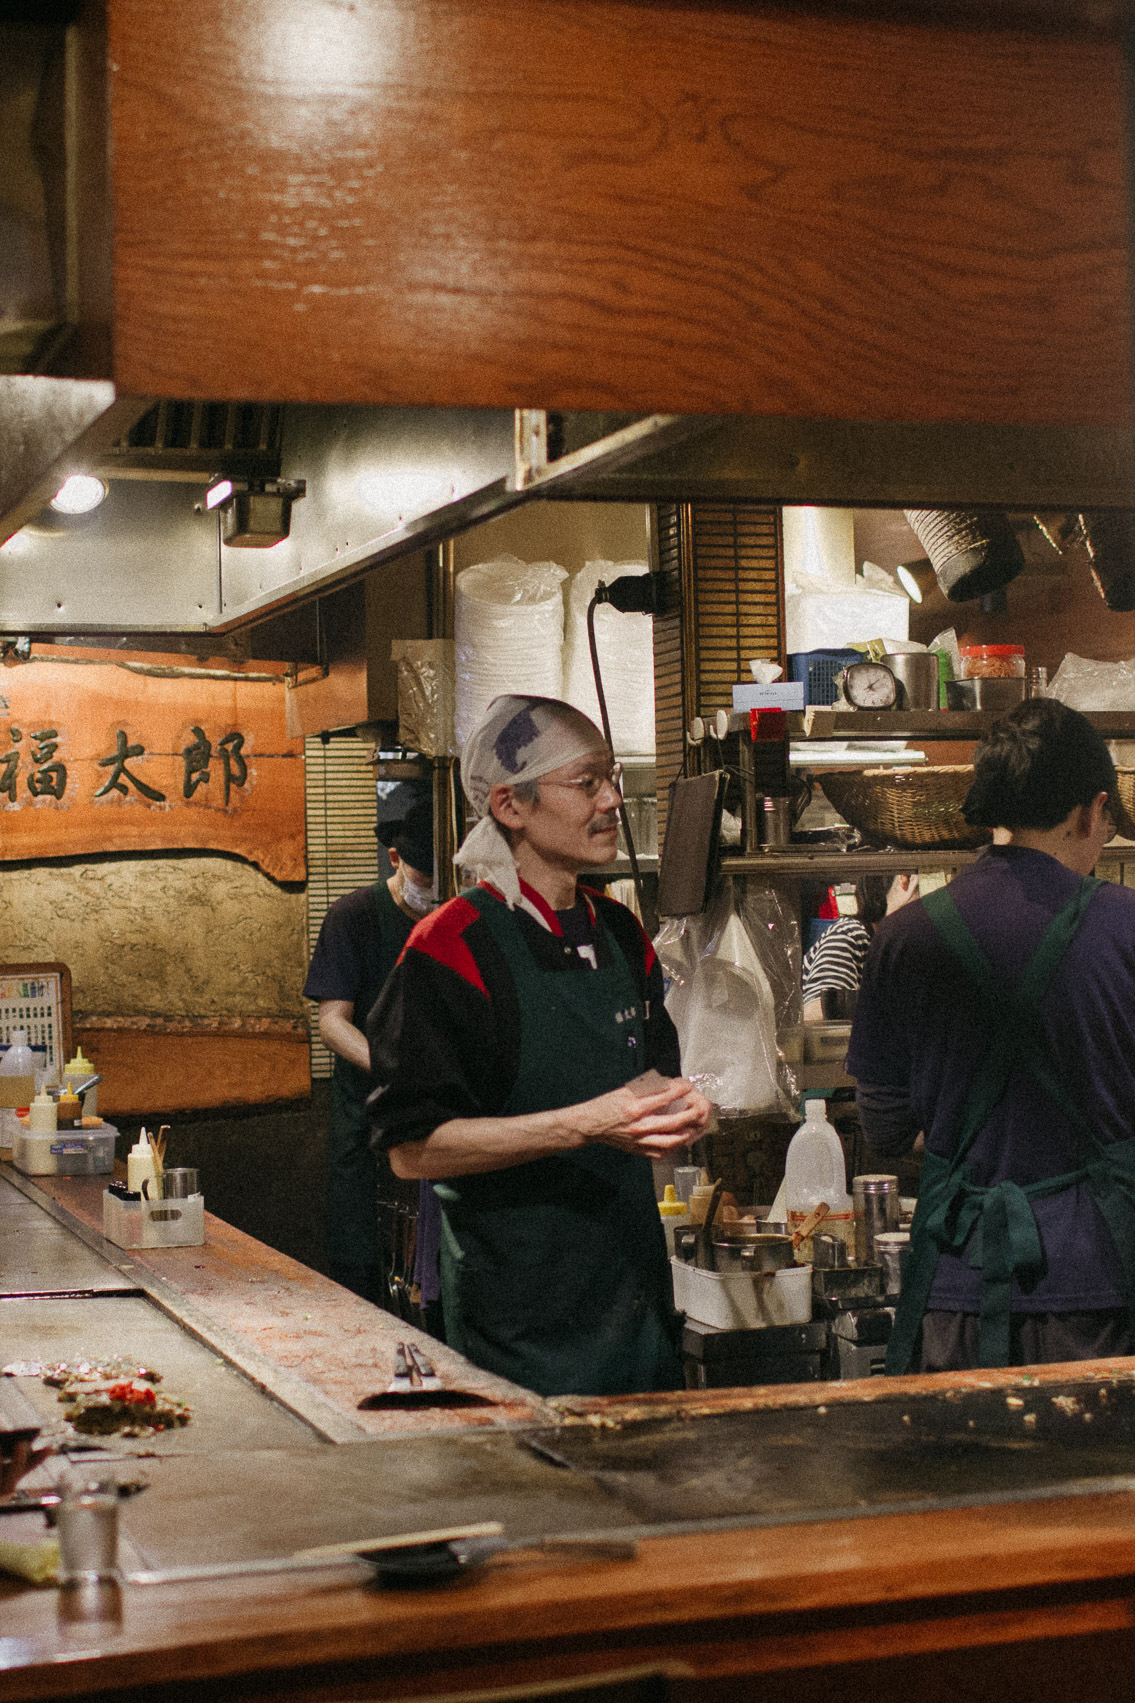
[846,846,1135,1314]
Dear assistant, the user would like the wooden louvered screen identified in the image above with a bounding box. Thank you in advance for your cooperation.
[304,731,379,1078]
[652,503,783,842]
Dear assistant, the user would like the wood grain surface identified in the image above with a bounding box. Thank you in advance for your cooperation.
[5,1489,1135,1699]
[107,0,1130,426]
[0,650,305,881]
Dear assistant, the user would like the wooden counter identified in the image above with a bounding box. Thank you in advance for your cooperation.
[0,1163,547,1441]
[6,1166,1135,1702]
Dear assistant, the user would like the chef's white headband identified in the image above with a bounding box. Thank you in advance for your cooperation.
[455,695,607,907]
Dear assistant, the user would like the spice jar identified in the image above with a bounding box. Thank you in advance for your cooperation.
[960,644,1025,680]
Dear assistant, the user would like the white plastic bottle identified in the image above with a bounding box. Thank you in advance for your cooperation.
[0,1030,35,1144]
[127,1129,157,1196]
[784,1096,854,1262]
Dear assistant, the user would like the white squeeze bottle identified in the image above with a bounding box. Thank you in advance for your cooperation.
[785,1096,854,1262]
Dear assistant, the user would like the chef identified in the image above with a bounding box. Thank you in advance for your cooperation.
[848,699,1135,1372]
[303,796,435,1305]
[367,694,712,1397]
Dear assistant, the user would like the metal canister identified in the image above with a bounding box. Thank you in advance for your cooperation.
[874,1231,911,1298]
[853,1174,899,1266]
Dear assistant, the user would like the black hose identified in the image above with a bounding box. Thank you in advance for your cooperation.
[587,590,645,918]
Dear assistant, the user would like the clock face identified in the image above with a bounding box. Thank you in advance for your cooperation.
[843,661,898,709]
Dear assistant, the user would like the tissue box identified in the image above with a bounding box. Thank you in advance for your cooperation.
[103,1190,205,1249]
[731,683,805,712]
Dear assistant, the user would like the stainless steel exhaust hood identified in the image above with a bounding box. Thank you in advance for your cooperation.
[0,390,1131,638]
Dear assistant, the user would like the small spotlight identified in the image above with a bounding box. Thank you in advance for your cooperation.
[896,564,923,603]
[205,479,234,511]
[218,479,306,548]
[51,475,107,515]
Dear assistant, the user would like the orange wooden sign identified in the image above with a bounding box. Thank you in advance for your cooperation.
[0,650,306,881]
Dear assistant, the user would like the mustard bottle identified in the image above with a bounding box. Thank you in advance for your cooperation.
[56,1087,82,1130]
[63,1046,97,1118]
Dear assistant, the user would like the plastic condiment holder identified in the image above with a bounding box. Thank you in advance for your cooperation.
[103,1189,205,1249]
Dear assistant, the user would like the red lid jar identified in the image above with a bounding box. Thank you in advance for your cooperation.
[960,644,1025,680]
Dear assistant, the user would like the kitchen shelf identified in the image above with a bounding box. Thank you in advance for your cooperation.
[786,710,1135,743]
[722,849,978,878]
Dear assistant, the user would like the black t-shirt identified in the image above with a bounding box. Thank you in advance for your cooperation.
[303,882,413,1036]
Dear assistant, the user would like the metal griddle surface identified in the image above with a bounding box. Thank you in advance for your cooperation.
[1,1294,321,1456]
[0,1175,133,1295]
[525,1375,1135,1527]
[116,1434,633,1568]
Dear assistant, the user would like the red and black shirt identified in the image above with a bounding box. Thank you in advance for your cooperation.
[366,879,680,1152]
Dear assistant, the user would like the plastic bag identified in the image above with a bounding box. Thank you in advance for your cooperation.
[1049,652,1135,711]
[655,879,798,1115]
[390,639,456,757]
[454,556,567,750]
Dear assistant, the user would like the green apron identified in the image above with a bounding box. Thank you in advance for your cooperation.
[434,886,681,1398]
[327,882,412,1269]
[887,875,1135,1373]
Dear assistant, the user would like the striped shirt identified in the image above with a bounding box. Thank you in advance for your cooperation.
[802,917,872,1004]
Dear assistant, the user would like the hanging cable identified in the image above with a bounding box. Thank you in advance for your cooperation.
[587,576,656,919]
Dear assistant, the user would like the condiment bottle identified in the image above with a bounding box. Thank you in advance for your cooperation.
[127,1130,157,1196]
[1,1031,35,1144]
[27,1089,58,1133]
[56,1087,82,1130]
[686,1172,714,1225]
[63,1046,97,1118]
[658,1183,691,1256]
[785,1097,854,1263]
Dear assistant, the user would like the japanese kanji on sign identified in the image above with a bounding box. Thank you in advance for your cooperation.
[0,649,306,881]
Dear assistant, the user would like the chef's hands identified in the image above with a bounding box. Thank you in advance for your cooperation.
[570,1077,713,1159]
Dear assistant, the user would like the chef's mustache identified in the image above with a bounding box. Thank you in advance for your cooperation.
[588,813,619,835]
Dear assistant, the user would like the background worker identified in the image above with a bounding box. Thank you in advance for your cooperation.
[801,871,918,1021]
[304,795,435,1306]
[848,699,1135,1373]
[368,694,712,1397]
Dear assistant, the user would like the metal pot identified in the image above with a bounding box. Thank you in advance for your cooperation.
[711,1232,795,1274]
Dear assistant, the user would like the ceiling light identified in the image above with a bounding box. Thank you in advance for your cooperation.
[896,564,923,603]
[205,479,234,510]
[50,475,107,515]
[218,479,306,548]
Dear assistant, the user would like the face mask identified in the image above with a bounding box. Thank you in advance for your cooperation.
[400,870,438,916]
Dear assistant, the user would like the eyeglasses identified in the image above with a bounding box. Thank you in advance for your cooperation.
[540,762,623,801]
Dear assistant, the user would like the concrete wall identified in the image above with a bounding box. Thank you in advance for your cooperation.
[0,852,307,1021]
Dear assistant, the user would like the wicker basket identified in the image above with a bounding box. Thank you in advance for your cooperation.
[1112,770,1135,841]
[820,765,991,851]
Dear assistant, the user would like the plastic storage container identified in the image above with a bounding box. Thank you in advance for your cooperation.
[960,644,1025,679]
[785,1097,854,1260]
[13,1125,116,1177]
[671,1259,813,1329]
[788,649,861,706]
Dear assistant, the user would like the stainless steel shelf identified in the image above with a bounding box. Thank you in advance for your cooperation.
[721,849,978,877]
[787,710,1135,743]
